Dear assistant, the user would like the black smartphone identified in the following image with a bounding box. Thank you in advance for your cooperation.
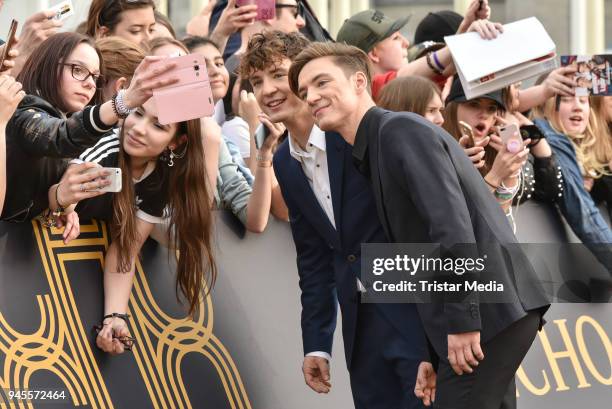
[254,123,271,150]
[0,20,19,73]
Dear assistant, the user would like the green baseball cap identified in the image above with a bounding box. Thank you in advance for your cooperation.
[336,10,411,53]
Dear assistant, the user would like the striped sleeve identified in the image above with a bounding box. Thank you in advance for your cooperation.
[82,105,114,135]
[78,130,120,164]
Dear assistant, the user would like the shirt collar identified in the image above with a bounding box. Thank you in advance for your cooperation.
[289,125,326,161]
[352,106,379,175]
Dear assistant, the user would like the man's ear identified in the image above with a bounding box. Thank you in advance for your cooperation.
[353,71,369,95]
[367,48,380,64]
[98,26,110,38]
[114,77,128,93]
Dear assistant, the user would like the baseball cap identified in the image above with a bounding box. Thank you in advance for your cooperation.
[414,10,463,44]
[445,76,506,109]
[336,10,411,53]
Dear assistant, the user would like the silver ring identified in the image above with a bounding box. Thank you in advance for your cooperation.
[80,183,86,192]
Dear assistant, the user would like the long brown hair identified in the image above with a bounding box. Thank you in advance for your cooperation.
[377,76,440,115]
[17,32,104,112]
[112,117,216,316]
[87,0,156,38]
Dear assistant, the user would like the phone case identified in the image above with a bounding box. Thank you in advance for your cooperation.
[84,167,122,193]
[458,121,475,145]
[0,20,18,71]
[150,54,215,125]
[499,124,522,153]
[254,123,270,149]
[236,0,276,21]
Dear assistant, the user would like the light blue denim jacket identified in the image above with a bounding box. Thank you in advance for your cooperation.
[535,118,612,272]
[216,138,251,225]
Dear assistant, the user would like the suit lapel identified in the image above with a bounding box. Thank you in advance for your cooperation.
[326,132,345,233]
[286,154,339,244]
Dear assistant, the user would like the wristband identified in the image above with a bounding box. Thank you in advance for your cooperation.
[426,52,444,76]
[112,90,133,119]
[432,51,445,72]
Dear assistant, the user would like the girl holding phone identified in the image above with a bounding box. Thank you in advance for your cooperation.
[534,95,612,271]
[443,77,562,227]
[53,98,216,354]
[1,32,176,231]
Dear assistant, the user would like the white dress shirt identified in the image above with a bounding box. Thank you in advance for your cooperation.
[288,125,336,228]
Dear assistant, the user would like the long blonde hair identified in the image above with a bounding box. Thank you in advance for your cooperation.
[535,96,612,178]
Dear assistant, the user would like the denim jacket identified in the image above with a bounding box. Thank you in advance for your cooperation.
[534,118,612,271]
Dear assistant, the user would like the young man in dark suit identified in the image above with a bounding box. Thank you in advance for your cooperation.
[240,31,428,409]
[288,41,550,409]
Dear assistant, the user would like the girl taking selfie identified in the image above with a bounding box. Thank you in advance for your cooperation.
[52,98,216,354]
[1,32,175,232]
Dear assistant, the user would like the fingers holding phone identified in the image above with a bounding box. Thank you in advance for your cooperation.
[256,113,285,154]
[56,162,117,207]
[123,56,179,109]
[0,75,25,125]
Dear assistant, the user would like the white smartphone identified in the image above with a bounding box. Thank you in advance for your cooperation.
[83,167,122,193]
[49,0,74,21]
[254,123,271,150]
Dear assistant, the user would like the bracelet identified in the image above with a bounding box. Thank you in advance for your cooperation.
[483,178,498,189]
[257,160,272,168]
[103,313,130,323]
[55,183,66,210]
[426,52,444,76]
[112,90,133,119]
[256,152,272,162]
[432,51,445,72]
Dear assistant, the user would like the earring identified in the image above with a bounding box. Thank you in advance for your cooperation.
[168,148,176,167]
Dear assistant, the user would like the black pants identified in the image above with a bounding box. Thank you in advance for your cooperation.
[433,311,541,409]
[349,303,426,409]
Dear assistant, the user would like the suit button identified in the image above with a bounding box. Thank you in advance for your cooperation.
[347,254,357,262]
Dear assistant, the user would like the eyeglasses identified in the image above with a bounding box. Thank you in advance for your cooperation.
[275,2,303,18]
[61,63,103,87]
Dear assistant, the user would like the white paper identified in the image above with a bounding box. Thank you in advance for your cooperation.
[444,17,556,83]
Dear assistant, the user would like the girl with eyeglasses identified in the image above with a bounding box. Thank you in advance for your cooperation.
[1,32,175,234]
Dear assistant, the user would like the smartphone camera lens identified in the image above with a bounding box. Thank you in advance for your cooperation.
[194,65,200,71]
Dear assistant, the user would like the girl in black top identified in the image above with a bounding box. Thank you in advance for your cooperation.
[50,98,217,355]
[1,32,177,230]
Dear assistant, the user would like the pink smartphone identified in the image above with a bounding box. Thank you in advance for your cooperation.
[499,124,522,153]
[236,0,275,21]
[150,54,215,125]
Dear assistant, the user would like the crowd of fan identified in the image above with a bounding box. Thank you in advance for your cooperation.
[0,0,610,355]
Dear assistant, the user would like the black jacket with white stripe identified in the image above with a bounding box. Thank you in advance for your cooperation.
[1,94,113,222]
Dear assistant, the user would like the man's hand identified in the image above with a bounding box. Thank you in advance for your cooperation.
[414,361,436,407]
[447,331,484,375]
[302,356,331,393]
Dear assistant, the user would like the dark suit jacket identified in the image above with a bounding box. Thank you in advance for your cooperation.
[274,130,426,368]
[353,108,550,358]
